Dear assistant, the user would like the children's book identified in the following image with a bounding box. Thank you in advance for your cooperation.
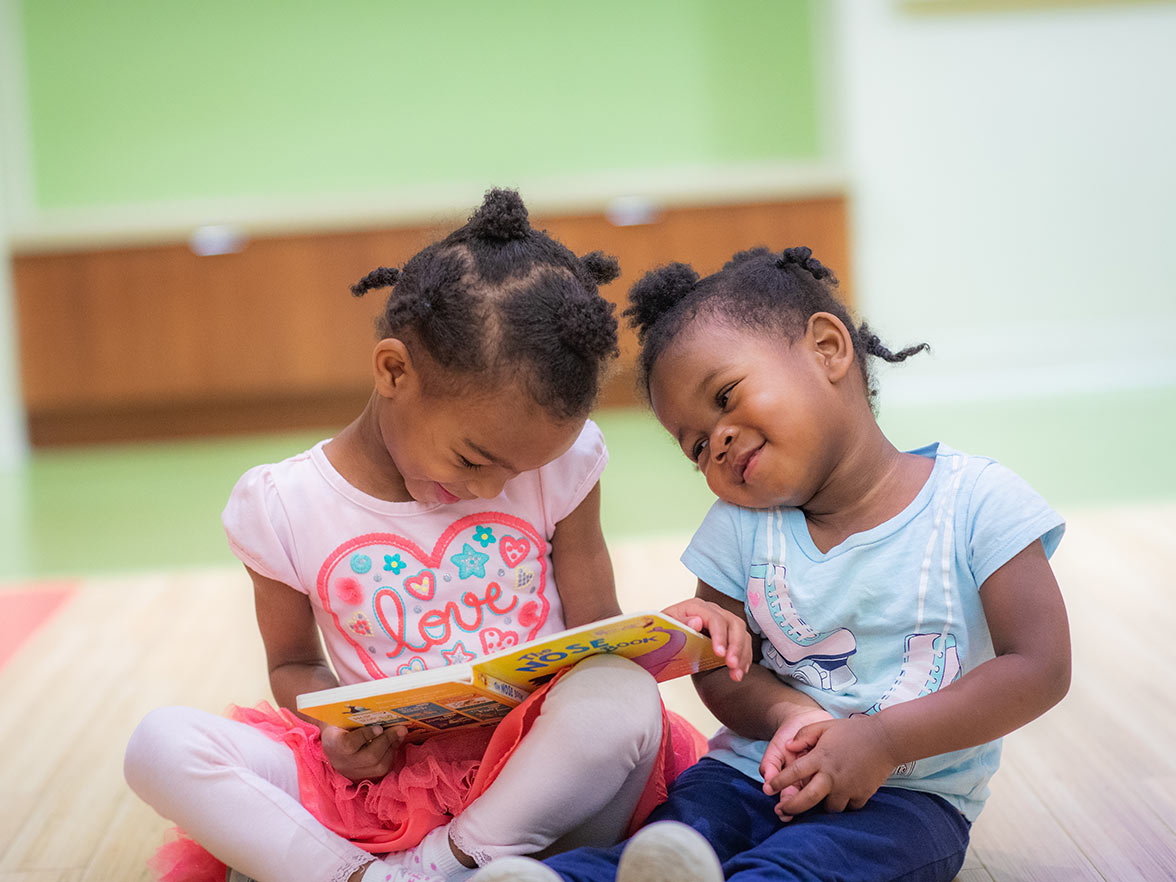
[296,611,723,739]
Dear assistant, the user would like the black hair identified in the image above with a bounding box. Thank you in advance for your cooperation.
[351,188,620,421]
[624,246,928,409]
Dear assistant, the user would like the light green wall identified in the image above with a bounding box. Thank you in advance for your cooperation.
[20,0,819,210]
[2,391,1174,581]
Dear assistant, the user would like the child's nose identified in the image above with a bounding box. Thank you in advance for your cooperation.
[711,428,735,463]
[471,474,509,499]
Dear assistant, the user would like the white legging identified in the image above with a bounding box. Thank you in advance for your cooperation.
[125,655,663,882]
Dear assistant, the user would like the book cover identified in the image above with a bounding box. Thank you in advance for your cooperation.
[296,611,722,737]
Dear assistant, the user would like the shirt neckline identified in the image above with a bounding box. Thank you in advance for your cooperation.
[309,439,448,516]
[785,442,948,561]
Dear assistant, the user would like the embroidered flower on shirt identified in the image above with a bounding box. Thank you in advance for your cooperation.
[472,525,496,547]
[384,553,406,574]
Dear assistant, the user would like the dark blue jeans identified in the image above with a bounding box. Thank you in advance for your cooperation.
[544,758,971,882]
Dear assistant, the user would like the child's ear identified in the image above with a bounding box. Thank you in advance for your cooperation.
[372,338,416,399]
[807,313,854,382]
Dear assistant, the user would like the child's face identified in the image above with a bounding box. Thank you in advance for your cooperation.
[380,380,583,505]
[648,316,846,510]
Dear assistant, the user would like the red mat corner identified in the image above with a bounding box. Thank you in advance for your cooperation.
[0,583,78,670]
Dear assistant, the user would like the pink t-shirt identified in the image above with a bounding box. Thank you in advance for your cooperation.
[222,421,608,686]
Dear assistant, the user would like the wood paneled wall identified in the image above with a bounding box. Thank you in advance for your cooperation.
[13,198,848,445]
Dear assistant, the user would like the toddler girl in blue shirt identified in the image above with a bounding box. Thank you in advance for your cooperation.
[472,246,1070,882]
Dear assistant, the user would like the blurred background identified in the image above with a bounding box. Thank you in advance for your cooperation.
[2,0,1174,582]
[2,3,1176,880]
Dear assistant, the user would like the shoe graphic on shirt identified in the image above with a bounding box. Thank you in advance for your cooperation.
[863,632,962,717]
[747,562,857,692]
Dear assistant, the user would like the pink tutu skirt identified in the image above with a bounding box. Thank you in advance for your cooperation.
[148,674,706,882]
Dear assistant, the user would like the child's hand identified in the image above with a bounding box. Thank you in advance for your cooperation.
[760,708,834,822]
[763,716,899,817]
[319,723,408,781]
[661,597,752,681]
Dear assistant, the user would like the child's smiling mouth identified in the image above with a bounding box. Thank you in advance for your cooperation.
[734,444,764,482]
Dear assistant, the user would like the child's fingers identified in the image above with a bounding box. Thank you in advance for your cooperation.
[662,599,749,679]
[368,728,404,766]
[764,751,818,795]
[725,622,753,677]
[786,720,832,754]
[383,725,410,751]
[706,617,733,664]
[775,771,832,817]
[774,784,803,823]
[710,611,751,676]
[347,726,405,779]
[662,602,709,638]
[760,760,782,789]
[343,724,384,754]
[760,742,791,788]
[322,724,367,756]
[699,607,742,670]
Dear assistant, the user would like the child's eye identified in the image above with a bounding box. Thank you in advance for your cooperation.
[690,437,708,462]
[457,455,482,470]
[716,383,735,409]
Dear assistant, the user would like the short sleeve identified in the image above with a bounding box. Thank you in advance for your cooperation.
[680,500,748,601]
[966,460,1065,587]
[536,419,609,525]
[222,465,304,591]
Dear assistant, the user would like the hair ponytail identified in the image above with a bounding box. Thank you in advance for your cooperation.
[579,250,622,287]
[858,322,930,363]
[624,262,700,344]
[465,188,531,241]
[350,266,400,296]
[776,246,836,283]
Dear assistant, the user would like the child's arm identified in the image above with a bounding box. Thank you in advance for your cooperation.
[250,566,408,781]
[768,540,1071,815]
[689,582,832,737]
[549,481,623,627]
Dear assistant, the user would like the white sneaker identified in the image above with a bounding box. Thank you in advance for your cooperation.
[616,821,723,882]
[469,856,562,882]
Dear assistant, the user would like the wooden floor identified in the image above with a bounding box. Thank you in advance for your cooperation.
[1,502,1174,881]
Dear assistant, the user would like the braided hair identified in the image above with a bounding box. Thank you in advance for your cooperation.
[624,246,928,410]
[352,189,620,420]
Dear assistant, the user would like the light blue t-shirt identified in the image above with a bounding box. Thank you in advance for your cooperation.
[681,443,1064,822]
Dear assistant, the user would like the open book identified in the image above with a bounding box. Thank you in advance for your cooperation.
[296,611,723,739]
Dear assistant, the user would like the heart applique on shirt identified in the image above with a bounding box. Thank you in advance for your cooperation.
[316,513,551,679]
